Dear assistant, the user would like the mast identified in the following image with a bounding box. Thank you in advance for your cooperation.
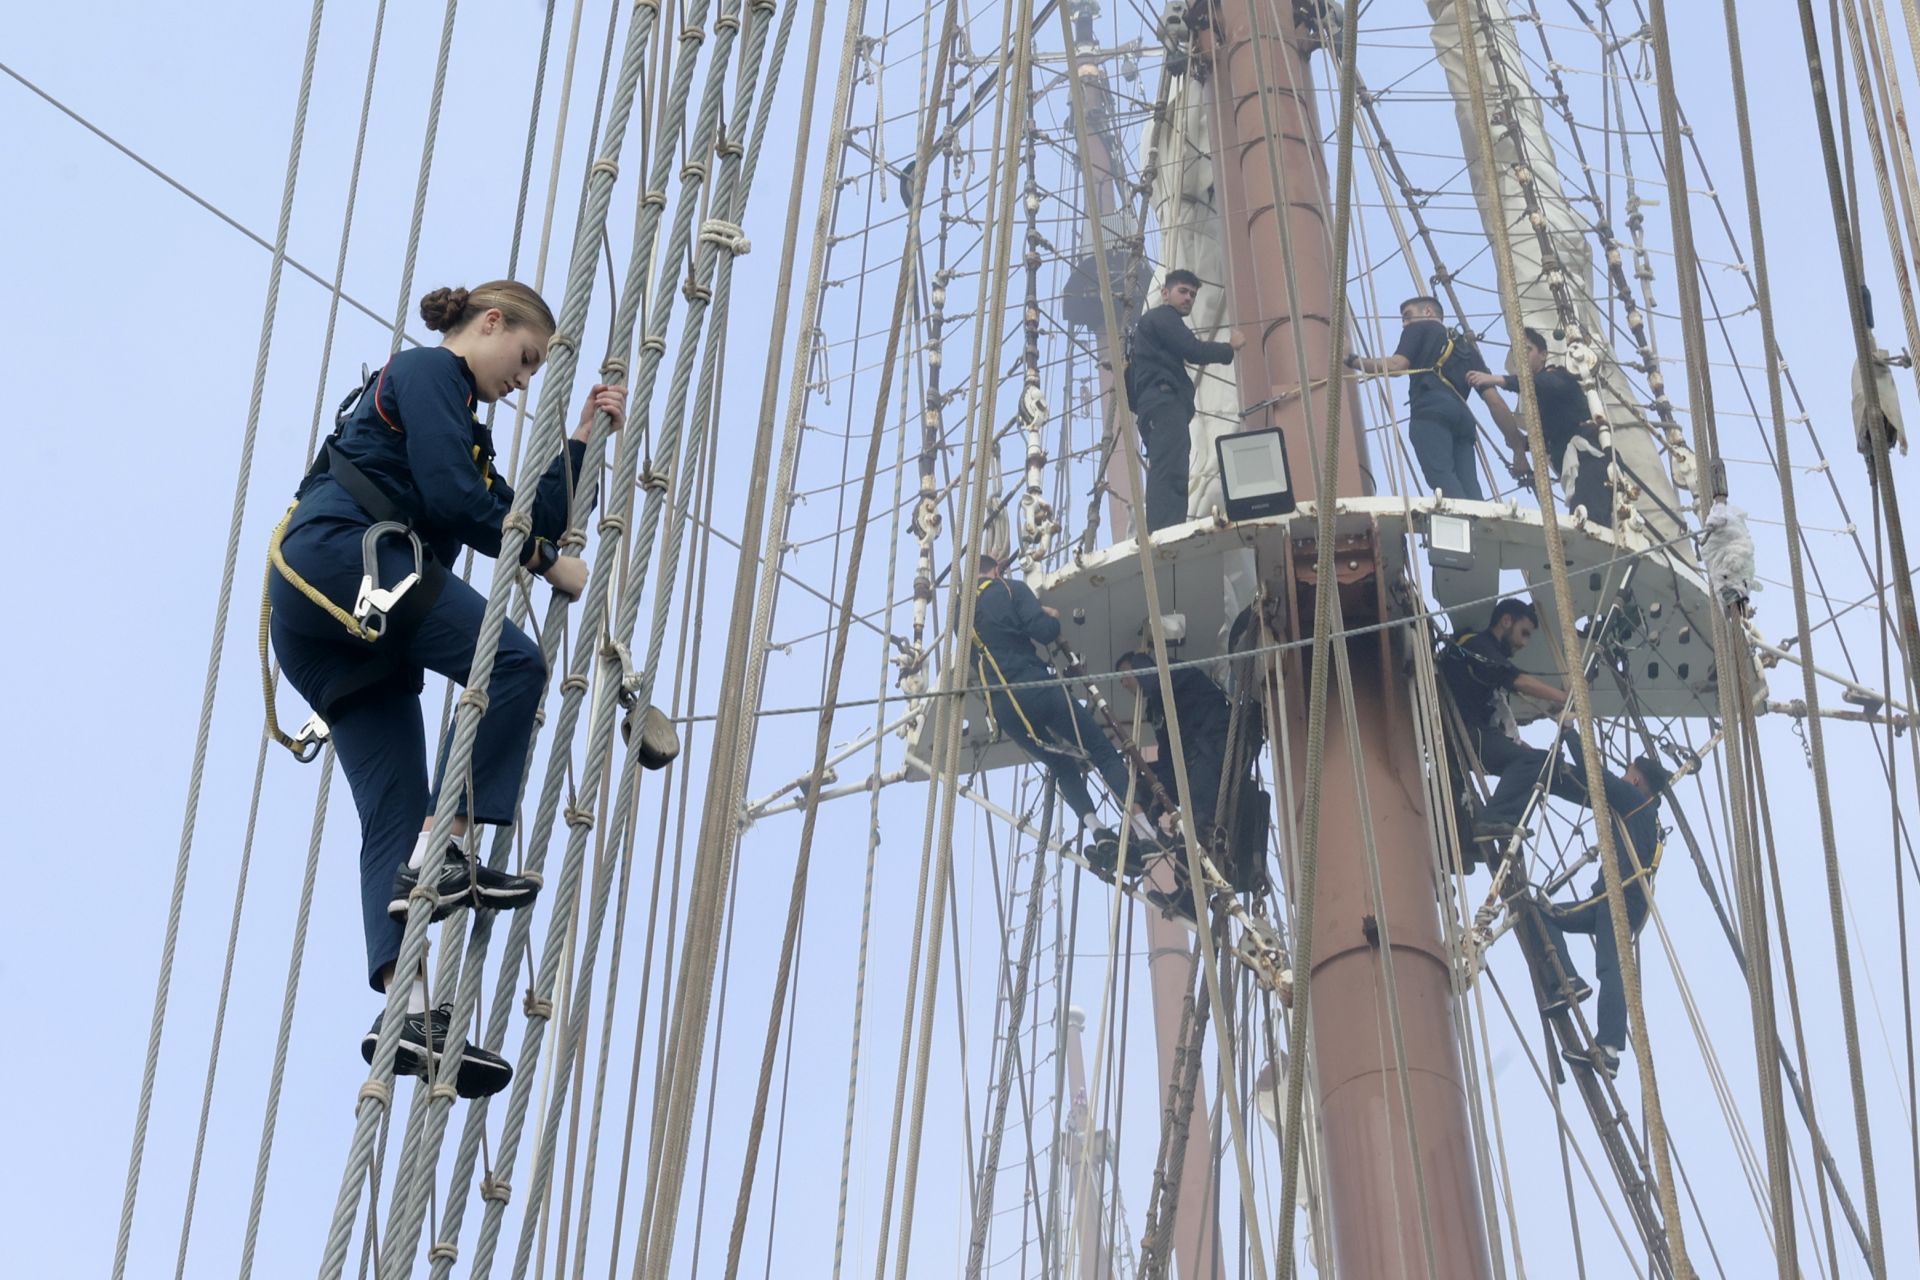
[1204,4,1496,1276]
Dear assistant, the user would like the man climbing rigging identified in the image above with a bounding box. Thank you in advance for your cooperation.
[1123,268,1244,532]
[1439,598,1575,847]
[267,281,627,1098]
[1115,651,1270,915]
[1537,735,1672,1080]
[1467,327,1616,519]
[1346,295,1526,500]
[973,550,1139,860]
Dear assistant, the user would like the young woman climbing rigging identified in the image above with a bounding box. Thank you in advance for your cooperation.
[267,280,626,1097]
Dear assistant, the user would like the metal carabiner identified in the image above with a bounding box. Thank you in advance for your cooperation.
[290,713,332,764]
[353,521,425,640]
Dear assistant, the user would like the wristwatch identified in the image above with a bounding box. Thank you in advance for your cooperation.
[525,537,559,576]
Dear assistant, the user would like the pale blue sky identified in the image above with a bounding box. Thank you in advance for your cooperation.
[5,2,1920,1278]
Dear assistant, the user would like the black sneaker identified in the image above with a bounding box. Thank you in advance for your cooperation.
[1542,976,1594,1014]
[388,842,540,922]
[361,1003,514,1098]
[1083,828,1122,877]
[1562,1041,1621,1080]
[1145,881,1198,923]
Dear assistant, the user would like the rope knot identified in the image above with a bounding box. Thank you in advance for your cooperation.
[679,23,707,46]
[458,688,492,716]
[565,804,596,831]
[600,358,630,382]
[681,159,710,185]
[642,334,668,356]
[557,529,588,553]
[597,513,629,539]
[429,1081,459,1103]
[429,1243,459,1265]
[561,673,590,695]
[481,1176,513,1205]
[640,468,672,494]
[643,189,668,209]
[715,11,740,32]
[523,991,555,1020]
[682,278,713,304]
[548,334,577,355]
[589,158,620,183]
[699,219,751,256]
[502,511,534,538]
[357,1080,392,1111]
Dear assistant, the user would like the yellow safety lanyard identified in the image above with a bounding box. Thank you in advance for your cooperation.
[259,363,494,761]
[1371,329,1469,404]
[973,578,1043,741]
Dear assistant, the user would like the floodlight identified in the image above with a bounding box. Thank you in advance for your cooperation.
[1215,428,1296,521]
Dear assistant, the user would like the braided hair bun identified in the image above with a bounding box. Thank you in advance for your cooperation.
[418,286,473,333]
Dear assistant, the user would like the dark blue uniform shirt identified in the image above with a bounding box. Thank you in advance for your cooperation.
[287,345,588,570]
[973,575,1060,686]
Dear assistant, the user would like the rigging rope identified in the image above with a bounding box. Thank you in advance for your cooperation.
[1451,0,1695,1274]
[113,6,329,1275]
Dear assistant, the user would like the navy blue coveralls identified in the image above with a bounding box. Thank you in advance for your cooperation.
[1539,735,1661,1053]
[1123,304,1236,532]
[972,575,1132,824]
[269,346,587,989]
[1394,319,1491,500]
[1134,666,1268,889]
[1441,629,1580,828]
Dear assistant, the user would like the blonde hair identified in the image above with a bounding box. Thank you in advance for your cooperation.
[418,280,556,336]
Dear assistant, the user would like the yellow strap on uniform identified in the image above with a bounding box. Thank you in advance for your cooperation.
[973,577,1042,741]
[1565,828,1664,910]
[260,500,378,760]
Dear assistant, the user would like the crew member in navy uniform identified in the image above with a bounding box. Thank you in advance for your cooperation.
[1346,295,1527,500]
[1468,327,1615,519]
[1123,268,1244,532]
[1439,598,1575,846]
[1116,651,1270,909]
[1538,737,1671,1080]
[267,280,627,1097]
[972,551,1138,859]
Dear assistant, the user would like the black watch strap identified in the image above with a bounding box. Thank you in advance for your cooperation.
[526,537,559,576]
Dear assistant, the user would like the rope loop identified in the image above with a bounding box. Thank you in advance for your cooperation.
[643,189,668,209]
[548,333,577,356]
[679,22,707,47]
[564,804,596,831]
[561,673,590,696]
[598,513,630,539]
[642,334,669,356]
[458,688,492,716]
[501,510,535,537]
[699,218,752,256]
[600,357,630,382]
[682,159,710,185]
[429,1243,459,1265]
[480,1176,513,1205]
[588,158,620,183]
[557,528,588,553]
[715,11,740,33]
[640,468,672,494]
[357,1080,392,1111]
[523,991,555,1020]
[429,1081,458,1103]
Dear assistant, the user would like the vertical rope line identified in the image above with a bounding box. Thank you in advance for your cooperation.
[387,0,462,353]
[1452,0,1694,1274]
[112,6,328,1276]
[1051,3,1275,1271]
[318,0,667,1257]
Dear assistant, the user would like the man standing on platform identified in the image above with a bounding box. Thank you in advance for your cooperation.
[1346,295,1526,500]
[1468,327,1616,519]
[1124,269,1244,532]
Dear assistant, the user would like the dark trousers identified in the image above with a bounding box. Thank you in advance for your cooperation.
[1138,397,1194,532]
[989,684,1132,824]
[1542,887,1649,1052]
[1408,394,1484,500]
[274,571,547,989]
[1474,728,1584,828]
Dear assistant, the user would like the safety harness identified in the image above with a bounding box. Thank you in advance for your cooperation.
[259,363,463,760]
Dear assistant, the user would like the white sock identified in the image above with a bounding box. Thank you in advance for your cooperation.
[406,973,429,1016]
[407,828,463,871]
